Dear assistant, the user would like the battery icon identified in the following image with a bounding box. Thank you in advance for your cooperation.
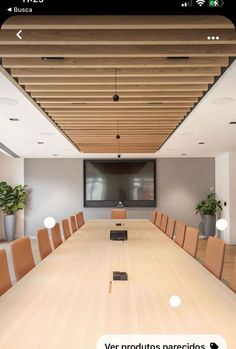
[209,0,224,7]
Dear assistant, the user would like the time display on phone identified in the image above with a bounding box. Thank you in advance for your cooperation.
[22,0,44,3]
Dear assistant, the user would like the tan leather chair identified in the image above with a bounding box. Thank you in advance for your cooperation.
[111,209,127,219]
[155,212,163,229]
[160,214,168,233]
[175,222,186,247]
[0,249,12,296]
[183,226,199,258]
[70,216,77,234]
[203,236,225,279]
[37,228,52,260]
[11,237,35,281]
[51,223,63,249]
[230,256,236,293]
[151,211,157,224]
[62,219,71,240]
[76,212,85,228]
[166,217,176,239]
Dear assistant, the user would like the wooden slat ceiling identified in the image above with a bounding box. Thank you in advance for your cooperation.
[0,15,235,154]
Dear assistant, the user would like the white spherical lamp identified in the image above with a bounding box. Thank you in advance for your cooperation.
[169,295,181,308]
[44,216,56,229]
[216,219,227,231]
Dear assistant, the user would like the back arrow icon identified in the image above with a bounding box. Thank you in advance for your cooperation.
[16,30,23,40]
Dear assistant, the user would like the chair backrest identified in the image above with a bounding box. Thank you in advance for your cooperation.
[11,237,35,281]
[111,209,127,219]
[230,256,236,293]
[203,236,225,279]
[51,223,63,249]
[183,226,199,258]
[37,228,52,260]
[160,214,168,233]
[175,222,186,247]
[151,211,157,224]
[70,216,77,234]
[62,219,71,240]
[76,212,85,228]
[166,217,176,239]
[155,212,163,229]
[0,249,12,296]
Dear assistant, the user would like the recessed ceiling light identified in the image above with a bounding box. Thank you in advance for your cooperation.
[229,122,236,125]
[9,118,19,121]
[40,132,55,136]
[167,57,189,60]
[41,57,64,61]
[53,154,58,157]
[211,97,235,105]
[180,132,195,136]
[198,142,205,145]
[71,102,87,105]
[0,97,19,106]
[181,153,187,156]
[37,141,44,145]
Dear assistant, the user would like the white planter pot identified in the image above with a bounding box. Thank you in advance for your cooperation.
[4,215,16,241]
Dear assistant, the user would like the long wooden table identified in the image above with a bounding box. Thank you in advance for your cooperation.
[0,219,236,349]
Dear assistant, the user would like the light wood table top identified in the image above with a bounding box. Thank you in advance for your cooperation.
[0,219,236,349]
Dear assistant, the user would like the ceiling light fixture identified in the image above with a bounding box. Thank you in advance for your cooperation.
[113,68,120,102]
[117,120,121,158]
[211,97,235,105]
[180,132,195,137]
[53,154,58,157]
[37,141,44,144]
[41,57,65,61]
[181,153,187,156]
[167,56,189,60]
[9,118,19,121]
[116,120,120,139]
[0,97,19,106]
[198,142,205,144]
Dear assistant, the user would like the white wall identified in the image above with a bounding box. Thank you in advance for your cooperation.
[215,152,236,244]
[0,152,24,240]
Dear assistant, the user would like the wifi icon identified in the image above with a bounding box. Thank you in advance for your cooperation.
[196,0,206,5]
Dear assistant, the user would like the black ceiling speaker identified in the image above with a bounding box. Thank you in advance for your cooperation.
[116,134,120,139]
[113,68,119,102]
[117,154,121,158]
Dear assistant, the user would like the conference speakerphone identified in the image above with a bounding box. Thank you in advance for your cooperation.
[110,230,128,241]
[113,271,128,281]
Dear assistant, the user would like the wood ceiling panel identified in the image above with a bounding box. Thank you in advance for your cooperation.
[2,16,233,29]
[2,57,229,68]
[0,15,233,154]
[10,67,221,77]
[1,29,235,45]
[25,84,209,91]
[18,76,215,85]
[30,91,203,98]
[0,45,235,57]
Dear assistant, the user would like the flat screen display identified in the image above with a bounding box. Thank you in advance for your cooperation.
[84,160,156,207]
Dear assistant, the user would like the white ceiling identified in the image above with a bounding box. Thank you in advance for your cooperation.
[158,59,236,158]
[1,60,236,159]
[0,66,79,158]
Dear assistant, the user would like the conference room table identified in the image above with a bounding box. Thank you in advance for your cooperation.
[0,219,236,349]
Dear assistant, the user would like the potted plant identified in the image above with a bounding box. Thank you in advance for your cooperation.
[195,192,222,237]
[0,182,27,241]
